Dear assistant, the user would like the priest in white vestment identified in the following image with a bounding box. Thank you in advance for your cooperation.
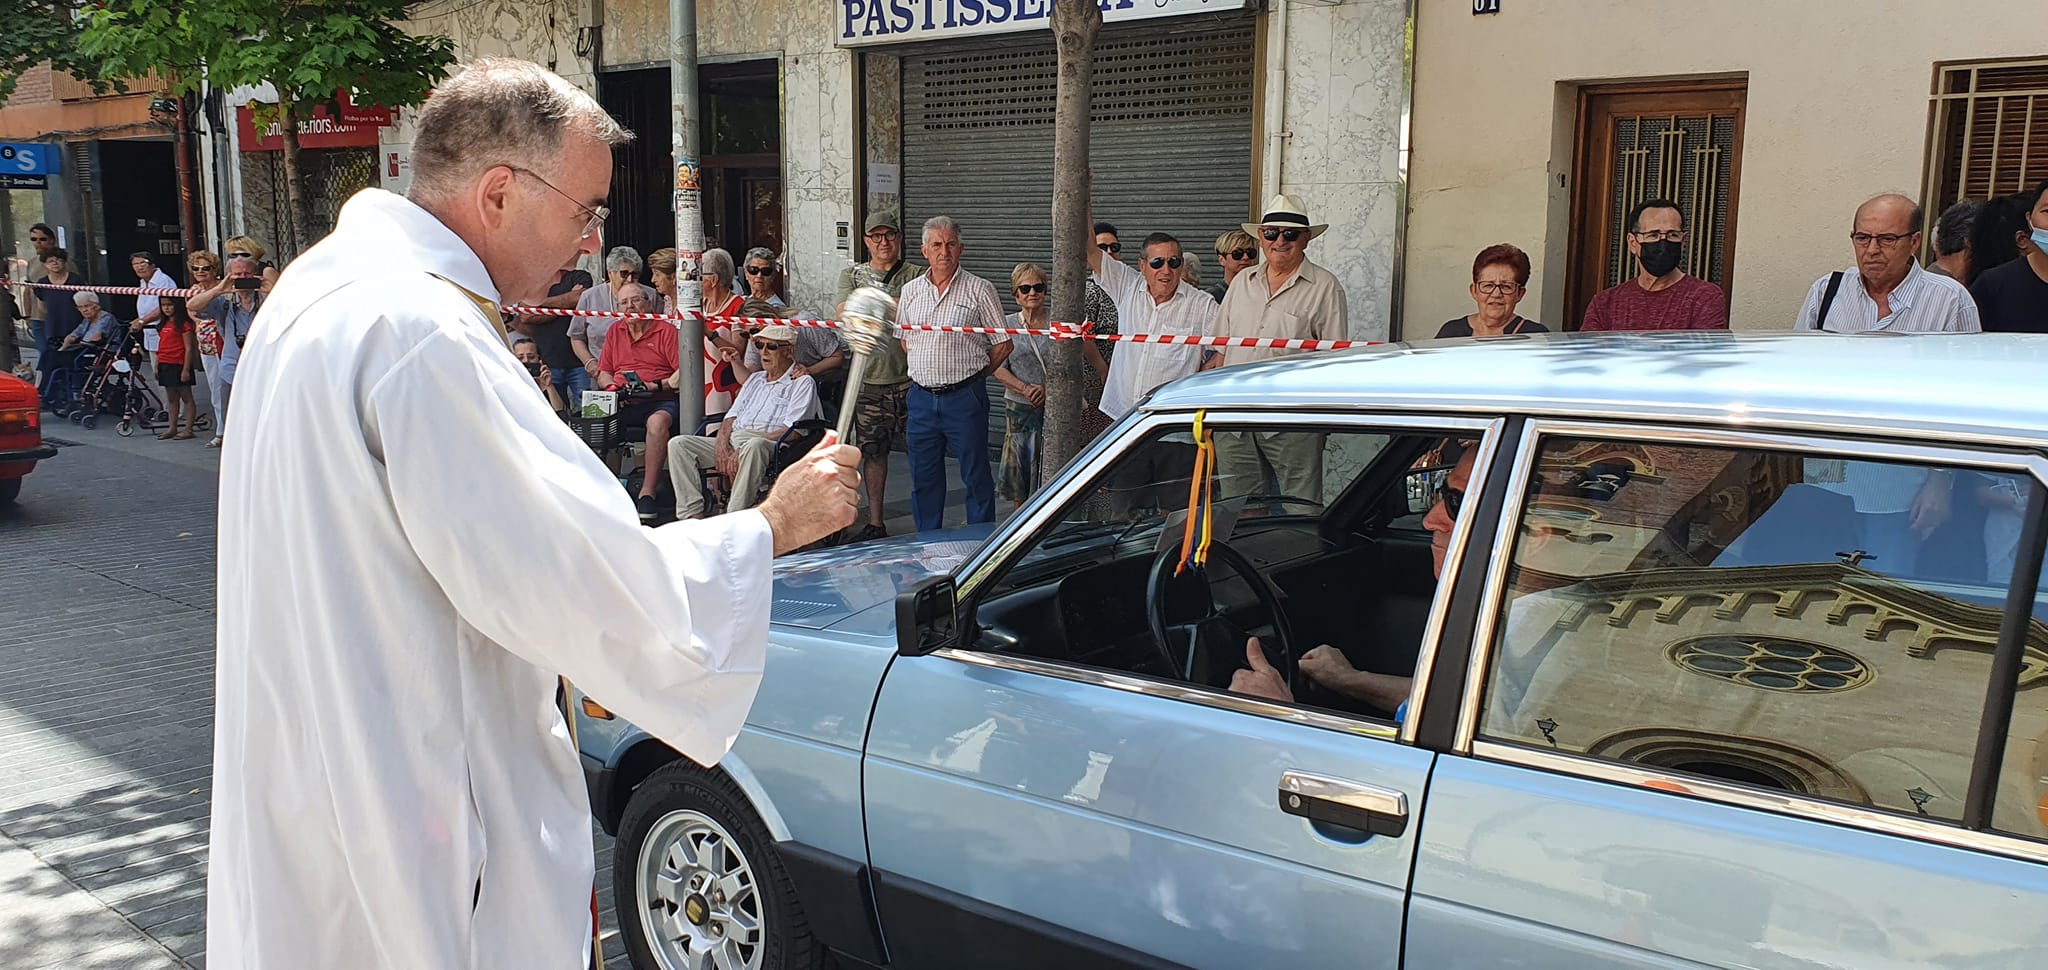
[206,59,860,970]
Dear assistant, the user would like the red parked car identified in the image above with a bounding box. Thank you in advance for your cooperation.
[0,368,56,506]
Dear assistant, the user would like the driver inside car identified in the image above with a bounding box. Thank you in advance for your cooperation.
[1229,443,1476,712]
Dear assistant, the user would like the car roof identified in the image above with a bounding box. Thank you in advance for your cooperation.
[1142,331,2048,446]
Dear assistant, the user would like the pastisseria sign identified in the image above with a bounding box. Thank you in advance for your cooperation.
[837,0,1251,47]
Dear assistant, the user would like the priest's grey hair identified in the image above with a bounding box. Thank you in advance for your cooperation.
[408,58,631,203]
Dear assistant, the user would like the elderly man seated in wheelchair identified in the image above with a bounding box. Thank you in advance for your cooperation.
[593,284,682,521]
[667,323,822,520]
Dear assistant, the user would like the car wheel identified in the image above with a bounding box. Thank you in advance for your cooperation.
[614,760,825,970]
[0,478,19,506]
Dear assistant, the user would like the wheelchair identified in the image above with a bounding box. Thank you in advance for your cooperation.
[687,412,834,519]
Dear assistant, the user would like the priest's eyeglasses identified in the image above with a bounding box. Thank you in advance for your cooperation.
[506,166,610,240]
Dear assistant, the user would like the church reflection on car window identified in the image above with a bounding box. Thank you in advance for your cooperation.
[1481,437,2046,840]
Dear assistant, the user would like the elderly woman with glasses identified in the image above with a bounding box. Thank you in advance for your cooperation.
[571,245,650,374]
[184,251,230,437]
[995,263,1056,506]
[222,235,283,291]
[1437,243,1546,338]
[741,247,786,307]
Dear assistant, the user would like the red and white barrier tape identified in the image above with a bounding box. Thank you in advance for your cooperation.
[501,304,1365,351]
[4,277,194,298]
[5,277,1365,349]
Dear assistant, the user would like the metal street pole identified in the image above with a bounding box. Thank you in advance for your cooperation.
[671,0,705,433]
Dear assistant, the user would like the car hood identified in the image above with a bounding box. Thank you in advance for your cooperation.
[768,523,999,633]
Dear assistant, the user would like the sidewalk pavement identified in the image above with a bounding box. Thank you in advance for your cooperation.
[0,832,192,970]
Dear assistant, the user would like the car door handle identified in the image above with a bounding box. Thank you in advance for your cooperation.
[1277,771,1410,838]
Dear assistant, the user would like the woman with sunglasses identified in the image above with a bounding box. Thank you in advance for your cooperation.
[995,264,1056,506]
[1437,243,1547,338]
[742,247,786,307]
[186,251,230,441]
[570,246,648,377]
[222,235,282,291]
[1208,229,1259,302]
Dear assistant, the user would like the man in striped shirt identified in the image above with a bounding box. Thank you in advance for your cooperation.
[1795,194,1981,333]
[898,216,1012,530]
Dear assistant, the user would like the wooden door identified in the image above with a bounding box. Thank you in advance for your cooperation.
[1566,82,1746,330]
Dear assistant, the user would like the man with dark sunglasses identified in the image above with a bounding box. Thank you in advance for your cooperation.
[1086,224,1218,514]
[1231,443,1475,714]
[1094,221,1122,265]
[1206,194,1349,506]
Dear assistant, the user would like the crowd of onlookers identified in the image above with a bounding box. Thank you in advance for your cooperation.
[12,174,2044,541]
[14,223,281,447]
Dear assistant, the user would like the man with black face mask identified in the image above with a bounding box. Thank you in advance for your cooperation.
[1580,198,1729,332]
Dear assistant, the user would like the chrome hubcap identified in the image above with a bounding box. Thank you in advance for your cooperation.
[636,809,763,970]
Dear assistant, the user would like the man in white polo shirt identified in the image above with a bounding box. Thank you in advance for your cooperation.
[1088,225,1218,515]
[668,323,822,519]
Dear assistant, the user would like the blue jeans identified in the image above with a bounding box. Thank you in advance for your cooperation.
[552,365,592,409]
[908,380,996,531]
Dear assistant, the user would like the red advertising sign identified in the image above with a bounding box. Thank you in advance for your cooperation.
[236,91,396,152]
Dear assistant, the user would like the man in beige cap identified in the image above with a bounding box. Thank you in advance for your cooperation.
[837,210,926,540]
[1205,194,1349,504]
[669,322,823,518]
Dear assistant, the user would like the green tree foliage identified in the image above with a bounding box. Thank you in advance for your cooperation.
[0,2,93,103]
[77,0,455,252]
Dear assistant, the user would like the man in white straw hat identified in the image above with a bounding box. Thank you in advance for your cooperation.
[1205,193,1349,503]
[668,322,824,519]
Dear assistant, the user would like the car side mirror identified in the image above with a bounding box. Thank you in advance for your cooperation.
[1403,470,1436,516]
[896,575,960,657]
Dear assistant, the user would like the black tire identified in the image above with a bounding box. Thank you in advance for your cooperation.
[0,478,20,506]
[614,760,826,970]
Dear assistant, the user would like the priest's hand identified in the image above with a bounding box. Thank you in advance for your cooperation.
[757,431,862,555]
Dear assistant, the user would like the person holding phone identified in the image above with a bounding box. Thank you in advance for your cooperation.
[187,255,264,445]
[512,338,567,415]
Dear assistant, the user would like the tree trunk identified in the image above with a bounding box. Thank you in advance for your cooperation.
[172,92,200,261]
[278,96,312,258]
[1041,0,1101,480]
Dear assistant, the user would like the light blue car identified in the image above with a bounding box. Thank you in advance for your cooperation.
[580,331,2048,970]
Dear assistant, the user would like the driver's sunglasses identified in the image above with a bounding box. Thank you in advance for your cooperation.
[1261,228,1305,243]
[1217,248,1256,261]
[1436,484,1465,518]
[1147,256,1185,270]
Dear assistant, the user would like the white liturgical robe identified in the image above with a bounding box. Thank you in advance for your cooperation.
[207,189,774,969]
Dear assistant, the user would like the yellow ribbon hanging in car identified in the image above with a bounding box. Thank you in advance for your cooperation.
[1176,410,1217,577]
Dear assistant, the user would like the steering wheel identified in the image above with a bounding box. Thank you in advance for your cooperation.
[1145,540,1299,693]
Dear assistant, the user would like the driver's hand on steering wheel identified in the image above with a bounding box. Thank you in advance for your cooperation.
[1230,637,1293,703]
[1298,645,1361,690]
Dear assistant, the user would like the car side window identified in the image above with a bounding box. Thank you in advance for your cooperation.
[972,423,1480,722]
[1994,552,2048,843]
[1476,435,2038,829]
